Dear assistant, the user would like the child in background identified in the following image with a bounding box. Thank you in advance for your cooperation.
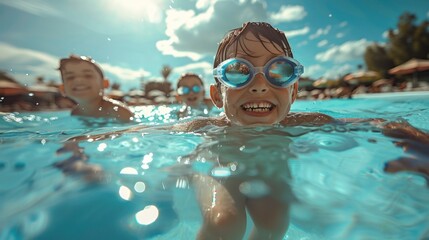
[175,73,213,119]
[58,55,133,122]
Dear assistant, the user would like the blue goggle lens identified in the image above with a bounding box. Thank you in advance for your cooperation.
[178,85,202,95]
[213,57,303,89]
[224,61,252,87]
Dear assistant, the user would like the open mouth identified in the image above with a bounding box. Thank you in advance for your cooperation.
[241,102,275,112]
[73,85,91,91]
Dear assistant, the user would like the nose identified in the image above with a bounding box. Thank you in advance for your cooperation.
[248,73,269,94]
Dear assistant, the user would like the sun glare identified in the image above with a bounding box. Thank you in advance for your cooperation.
[108,0,163,23]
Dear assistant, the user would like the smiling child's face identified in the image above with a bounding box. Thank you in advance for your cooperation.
[61,61,105,103]
[211,30,297,126]
[177,75,205,107]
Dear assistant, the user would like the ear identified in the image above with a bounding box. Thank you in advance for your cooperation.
[59,84,65,95]
[291,82,298,103]
[210,84,223,108]
[103,79,110,89]
[175,94,182,103]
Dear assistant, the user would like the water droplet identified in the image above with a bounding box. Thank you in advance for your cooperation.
[107,37,111,41]
[41,139,46,145]
[113,106,119,111]
[98,107,103,111]
[211,167,231,177]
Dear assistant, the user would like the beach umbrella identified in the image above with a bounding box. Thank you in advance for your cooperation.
[28,84,58,94]
[0,81,28,96]
[312,78,339,88]
[372,79,392,87]
[388,58,429,75]
[128,89,145,97]
[154,95,168,104]
[147,90,165,97]
[344,71,381,85]
[108,89,125,100]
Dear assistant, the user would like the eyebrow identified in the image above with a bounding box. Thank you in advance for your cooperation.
[64,69,95,75]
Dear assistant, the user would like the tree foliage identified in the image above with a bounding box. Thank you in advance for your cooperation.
[364,43,395,76]
[364,12,429,76]
[161,65,172,82]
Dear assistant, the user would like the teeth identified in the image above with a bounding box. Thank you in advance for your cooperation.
[74,86,89,90]
[241,102,274,112]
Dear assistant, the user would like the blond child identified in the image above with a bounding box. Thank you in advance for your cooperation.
[58,55,133,122]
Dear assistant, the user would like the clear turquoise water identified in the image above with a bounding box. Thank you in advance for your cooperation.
[1,95,429,240]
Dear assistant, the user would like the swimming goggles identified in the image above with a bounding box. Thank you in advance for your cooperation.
[213,56,304,89]
[177,85,202,95]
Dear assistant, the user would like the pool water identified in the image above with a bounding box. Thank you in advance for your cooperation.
[0,96,428,240]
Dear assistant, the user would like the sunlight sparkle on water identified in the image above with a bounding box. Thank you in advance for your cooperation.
[134,182,146,193]
[119,186,132,200]
[120,167,138,175]
[97,143,107,151]
[135,205,159,225]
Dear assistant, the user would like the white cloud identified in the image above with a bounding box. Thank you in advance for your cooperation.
[173,61,213,76]
[196,0,212,9]
[322,64,354,79]
[309,25,331,40]
[336,32,345,38]
[297,40,308,47]
[171,61,215,89]
[0,42,149,89]
[0,42,59,85]
[0,0,165,34]
[302,64,323,78]
[156,0,268,60]
[339,21,348,28]
[0,0,60,16]
[284,26,310,38]
[317,40,328,47]
[315,39,371,63]
[269,5,307,23]
[100,64,150,82]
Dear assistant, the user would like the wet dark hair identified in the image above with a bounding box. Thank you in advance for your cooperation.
[58,55,104,81]
[177,73,204,89]
[213,22,293,85]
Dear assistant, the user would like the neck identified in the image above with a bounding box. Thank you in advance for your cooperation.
[73,97,105,115]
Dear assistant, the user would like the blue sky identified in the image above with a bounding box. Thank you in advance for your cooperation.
[0,0,428,92]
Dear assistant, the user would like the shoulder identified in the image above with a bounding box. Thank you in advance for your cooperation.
[281,112,335,126]
[173,116,228,132]
[102,97,134,122]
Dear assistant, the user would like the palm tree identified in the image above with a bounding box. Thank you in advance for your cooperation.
[161,65,172,82]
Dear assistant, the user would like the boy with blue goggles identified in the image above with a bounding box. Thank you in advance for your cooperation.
[213,56,304,89]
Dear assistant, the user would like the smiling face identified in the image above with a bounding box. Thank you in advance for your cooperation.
[211,30,298,126]
[60,61,106,103]
[176,75,205,107]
